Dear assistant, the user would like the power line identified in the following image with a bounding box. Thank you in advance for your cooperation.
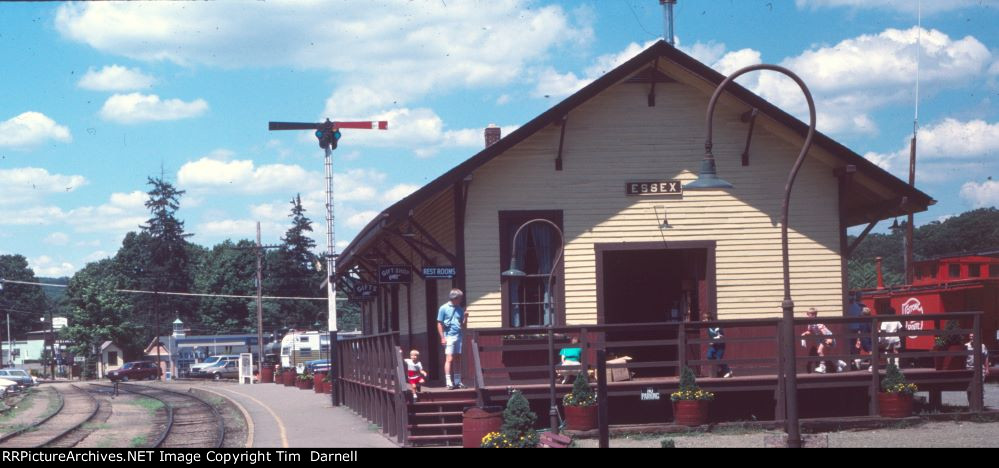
[0,279,343,302]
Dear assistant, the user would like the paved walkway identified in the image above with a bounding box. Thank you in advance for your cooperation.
[152,381,397,448]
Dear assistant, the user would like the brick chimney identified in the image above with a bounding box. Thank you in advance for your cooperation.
[484,124,501,148]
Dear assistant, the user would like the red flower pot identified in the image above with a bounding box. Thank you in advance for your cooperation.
[878,392,913,418]
[313,376,324,393]
[934,344,966,370]
[564,405,598,431]
[283,371,297,386]
[297,378,313,390]
[673,400,709,426]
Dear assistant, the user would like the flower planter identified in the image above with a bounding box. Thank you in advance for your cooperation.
[259,366,274,384]
[283,370,297,386]
[878,392,913,418]
[313,376,324,393]
[934,344,966,370]
[564,405,597,431]
[673,400,709,426]
[297,378,313,390]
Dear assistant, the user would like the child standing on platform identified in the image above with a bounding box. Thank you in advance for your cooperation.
[405,349,429,400]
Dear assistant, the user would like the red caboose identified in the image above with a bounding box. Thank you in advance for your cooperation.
[857,252,999,352]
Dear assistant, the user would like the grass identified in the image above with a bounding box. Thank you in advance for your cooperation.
[130,436,148,447]
[0,390,37,423]
[130,397,165,416]
[82,422,111,430]
[95,436,115,449]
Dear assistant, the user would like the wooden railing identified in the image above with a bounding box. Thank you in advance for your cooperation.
[467,311,985,419]
[336,332,409,445]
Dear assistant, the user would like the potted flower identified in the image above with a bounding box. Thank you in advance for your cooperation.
[878,363,917,418]
[934,320,965,370]
[283,369,297,387]
[481,390,539,448]
[562,373,597,431]
[313,373,325,393]
[296,373,313,390]
[670,366,714,426]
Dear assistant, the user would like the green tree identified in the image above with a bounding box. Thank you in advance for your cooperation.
[499,390,539,448]
[265,195,324,330]
[0,255,47,338]
[192,240,256,334]
[62,259,143,363]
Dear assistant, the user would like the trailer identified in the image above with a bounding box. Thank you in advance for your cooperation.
[279,330,329,369]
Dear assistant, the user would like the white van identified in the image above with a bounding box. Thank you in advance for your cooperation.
[189,354,240,377]
[280,330,329,369]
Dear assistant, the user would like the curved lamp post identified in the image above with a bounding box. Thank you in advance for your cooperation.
[501,218,565,434]
[686,64,816,448]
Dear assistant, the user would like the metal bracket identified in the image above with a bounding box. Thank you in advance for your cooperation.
[741,108,759,166]
[556,114,568,171]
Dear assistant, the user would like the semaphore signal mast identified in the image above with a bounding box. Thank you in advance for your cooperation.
[268,117,388,405]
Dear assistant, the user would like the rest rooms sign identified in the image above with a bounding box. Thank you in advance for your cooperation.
[422,266,456,279]
[378,265,412,284]
[626,180,682,196]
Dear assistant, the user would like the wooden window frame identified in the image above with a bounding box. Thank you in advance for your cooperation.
[498,210,565,328]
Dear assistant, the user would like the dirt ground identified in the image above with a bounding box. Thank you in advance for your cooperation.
[576,383,999,448]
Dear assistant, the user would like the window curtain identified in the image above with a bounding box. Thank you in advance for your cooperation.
[529,223,556,326]
[509,225,529,327]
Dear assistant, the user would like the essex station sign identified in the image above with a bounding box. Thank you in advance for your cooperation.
[625,180,682,196]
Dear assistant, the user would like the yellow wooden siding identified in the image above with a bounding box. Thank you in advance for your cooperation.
[462,76,843,325]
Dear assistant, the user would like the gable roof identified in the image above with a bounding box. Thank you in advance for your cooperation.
[337,40,934,277]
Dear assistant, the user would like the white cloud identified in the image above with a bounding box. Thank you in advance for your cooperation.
[534,40,657,99]
[383,184,420,204]
[0,206,67,226]
[346,211,380,230]
[0,112,72,148]
[795,0,983,15]
[196,219,285,240]
[44,232,70,246]
[0,167,87,206]
[66,190,148,233]
[864,119,999,180]
[78,65,155,91]
[178,157,318,194]
[960,180,999,208]
[30,256,76,277]
[99,93,208,124]
[83,250,112,263]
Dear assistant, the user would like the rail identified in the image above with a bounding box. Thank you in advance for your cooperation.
[468,311,986,419]
[335,332,408,445]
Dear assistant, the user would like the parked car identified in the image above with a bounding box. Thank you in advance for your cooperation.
[304,359,331,374]
[203,360,240,381]
[0,369,35,388]
[0,378,19,395]
[107,361,161,382]
[188,354,241,377]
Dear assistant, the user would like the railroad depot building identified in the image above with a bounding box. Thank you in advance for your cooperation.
[335,40,933,379]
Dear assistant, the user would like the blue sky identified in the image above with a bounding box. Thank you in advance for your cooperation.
[1,1,997,277]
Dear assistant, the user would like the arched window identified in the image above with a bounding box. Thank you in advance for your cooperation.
[499,211,563,328]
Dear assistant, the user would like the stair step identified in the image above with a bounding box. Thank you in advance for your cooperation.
[411,411,464,418]
[408,423,463,430]
[411,400,476,407]
[407,434,463,442]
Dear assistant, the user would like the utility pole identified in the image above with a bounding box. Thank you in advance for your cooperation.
[227,224,280,373]
[269,118,388,406]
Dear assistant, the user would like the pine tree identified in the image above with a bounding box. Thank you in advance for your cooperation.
[500,390,539,447]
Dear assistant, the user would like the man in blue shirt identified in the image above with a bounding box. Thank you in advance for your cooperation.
[437,288,467,389]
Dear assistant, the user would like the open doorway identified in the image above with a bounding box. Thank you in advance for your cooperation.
[597,242,715,377]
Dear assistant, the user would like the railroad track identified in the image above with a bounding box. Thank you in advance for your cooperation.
[0,384,101,448]
[113,383,225,448]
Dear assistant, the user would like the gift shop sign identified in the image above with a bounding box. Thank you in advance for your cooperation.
[378,265,412,284]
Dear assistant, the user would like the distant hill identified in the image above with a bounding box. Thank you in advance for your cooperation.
[37,276,70,303]
[848,208,999,290]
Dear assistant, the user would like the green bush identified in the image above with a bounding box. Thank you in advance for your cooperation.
[563,372,596,407]
[670,366,714,401]
[881,363,918,395]
[934,320,963,349]
[488,390,539,448]
[660,438,676,448]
